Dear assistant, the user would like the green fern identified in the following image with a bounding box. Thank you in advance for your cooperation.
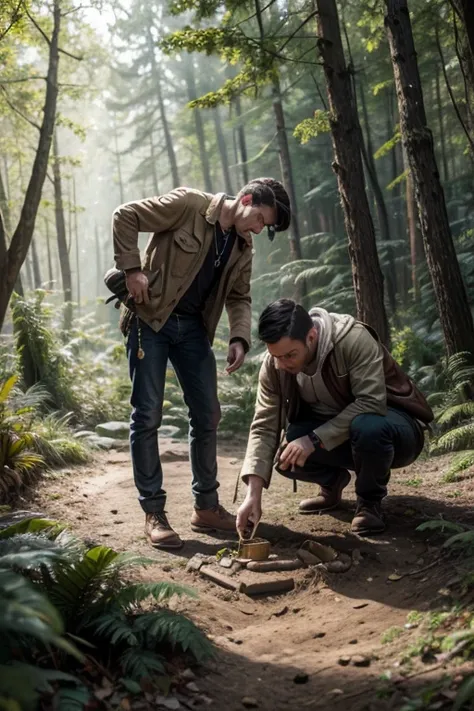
[431,423,474,454]
[134,609,214,661]
[119,647,165,680]
[113,581,197,608]
[444,530,474,550]
[436,402,474,430]
[443,450,474,482]
[416,520,466,534]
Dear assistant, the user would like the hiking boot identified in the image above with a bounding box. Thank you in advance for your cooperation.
[298,470,351,514]
[191,504,237,533]
[145,512,183,549]
[351,500,386,536]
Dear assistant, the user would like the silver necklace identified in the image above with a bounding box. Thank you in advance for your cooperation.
[214,225,232,268]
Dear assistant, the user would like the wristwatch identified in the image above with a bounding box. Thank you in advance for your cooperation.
[307,431,321,449]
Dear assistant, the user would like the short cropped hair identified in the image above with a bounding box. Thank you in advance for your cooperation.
[258,299,313,344]
[238,177,291,233]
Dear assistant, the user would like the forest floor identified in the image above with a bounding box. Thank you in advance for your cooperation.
[31,440,474,711]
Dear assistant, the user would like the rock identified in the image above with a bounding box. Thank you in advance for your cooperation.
[155,696,181,709]
[73,430,96,439]
[352,655,371,667]
[111,509,118,514]
[352,548,363,565]
[186,682,200,693]
[272,606,289,618]
[159,425,182,438]
[85,435,129,451]
[242,698,258,709]
[219,556,234,569]
[338,656,351,666]
[186,554,208,572]
[313,632,326,639]
[160,450,189,463]
[95,421,130,439]
[349,639,358,644]
[293,672,309,684]
[181,669,196,682]
[194,695,213,706]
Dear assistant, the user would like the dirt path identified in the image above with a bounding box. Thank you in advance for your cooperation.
[32,440,474,710]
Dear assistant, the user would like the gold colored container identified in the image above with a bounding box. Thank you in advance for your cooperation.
[239,538,271,561]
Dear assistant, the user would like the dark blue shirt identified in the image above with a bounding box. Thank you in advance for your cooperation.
[173,222,236,316]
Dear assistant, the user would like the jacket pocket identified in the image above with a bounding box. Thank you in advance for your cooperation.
[171,230,201,277]
[144,267,163,297]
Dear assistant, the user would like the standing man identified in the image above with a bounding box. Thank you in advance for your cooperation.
[237,299,433,537]
[110,180,291,549]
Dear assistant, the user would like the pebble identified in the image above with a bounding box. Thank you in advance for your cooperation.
[186,682,200,693]
[293,672,309,684]
[181,668,196,681]
[242,697,258,708]
[313,632,326,639]
[352,655,371,667]
[110,509,118,514]
[349,639,358,644]
[338,656,351,666]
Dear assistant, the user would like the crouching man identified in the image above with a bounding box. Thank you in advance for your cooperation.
[237,299,433,537]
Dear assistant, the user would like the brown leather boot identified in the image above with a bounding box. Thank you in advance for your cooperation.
[190,504,237,533]
[145,512,183,549]
[298,470,351,514]
[351,500,386,536]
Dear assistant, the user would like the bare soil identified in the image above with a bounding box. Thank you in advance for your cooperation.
[31,440,474,711]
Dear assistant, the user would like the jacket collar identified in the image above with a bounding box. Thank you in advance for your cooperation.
[204,192,253,247]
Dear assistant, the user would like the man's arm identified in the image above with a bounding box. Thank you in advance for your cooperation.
[314,328,387,451]
[225,258,252,353]
[112,188,190,272]
[240,357,282,487]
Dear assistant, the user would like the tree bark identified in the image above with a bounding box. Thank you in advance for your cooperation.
[72,175,80,310]
[213,107,233,195]
[31,236,42,289]
[0,0,60,330]
[385,0,474,356]
[44,217,54,287]
[234,95,249,186]
[434,65,449,181]
[358,78,398,314]
[145,24,180,188]
[52,132,73,331]
[315,0,389,345]
[184,58,213,192]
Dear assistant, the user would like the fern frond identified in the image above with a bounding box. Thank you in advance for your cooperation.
[134,610,214,662]
[119,648,165,680]
[443,450,474,482]
[0,518,64,539]
[113,581,197,608]
[444,530,474,550]
[437,402,474,429]
[431,423,474,454]
[91,611,139,647]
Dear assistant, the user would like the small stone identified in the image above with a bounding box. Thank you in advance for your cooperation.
[225,624,233,631]
[110,509,118,514]
[327,689,344,696]
[313,632,326,639]
[353,602,368,609]
[242,697,258,709]
[186,682,200,693]
[195,695,213,706]
[352,655,371,667]
[219,556,234,569]
[273,606,289,618]
[155,696,181,710]
[181,668,196,681]
[338,656,351,666]
[349,639,358,644]
[292,607,301,614]
[293,672,309,684]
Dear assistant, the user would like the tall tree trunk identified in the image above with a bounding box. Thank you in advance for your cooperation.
[52,132,73,331]
[435,65,449,181]
[184,59,213,192]
[31,236,42,288]
[315,0,389,345]
[0,161,23,297]
[402,146,422,303]
[234,95,249,185]
[145,24,180,188]
[113,118,124,204]
[73,175,80,310]
[0,0,60,329]
[213,107,233,195]
[272,79,303,261]
[44,217,54,287]
[358,78,398,314]
[385,0,474,356]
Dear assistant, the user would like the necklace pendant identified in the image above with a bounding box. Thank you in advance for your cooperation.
[214,258,221,268]
[137,347,145,360]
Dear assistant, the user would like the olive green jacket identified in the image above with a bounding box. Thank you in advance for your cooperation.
[113,187,252,347]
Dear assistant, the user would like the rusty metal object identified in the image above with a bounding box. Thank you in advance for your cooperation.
[242,578,295,596]
[239,538,271,561]
[246,559,303,573]
[199,567,244,592]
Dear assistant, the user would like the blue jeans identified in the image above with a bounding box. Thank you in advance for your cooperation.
[280,407,424,502]
[127,314,221,513]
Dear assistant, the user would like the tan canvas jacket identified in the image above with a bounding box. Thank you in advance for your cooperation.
[113,187,253,347]
[241,317,433,487]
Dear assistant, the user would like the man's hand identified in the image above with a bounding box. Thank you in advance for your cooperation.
[237,493,262,539]
[125,271,150,305]
[279,435,316,471]
[226,341,245,374]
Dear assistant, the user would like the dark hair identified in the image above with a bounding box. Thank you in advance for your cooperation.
[258,299,313,344]
[238,177,291,233]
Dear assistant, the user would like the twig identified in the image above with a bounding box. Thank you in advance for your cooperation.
[403,558,441,578]
[0,76,46,84]
[0,0,22,43]
[58,47,83,62]
[277,11,318,53]
[23,4,51,44]
[0,87,40,130]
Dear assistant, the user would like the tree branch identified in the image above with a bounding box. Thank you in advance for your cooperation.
[278,11,318,53]
[0,76,46,84]
[311,72,328,110]
[23,4,51,44]
[0,87,41,130]
[58,47,83,61]
[0,0,22,43]
[435,21,474,152]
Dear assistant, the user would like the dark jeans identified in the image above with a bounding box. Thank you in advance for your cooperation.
[280,408,424,502]
[127,314,221,513]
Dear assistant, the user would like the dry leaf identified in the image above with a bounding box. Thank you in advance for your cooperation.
[388,573,403,581]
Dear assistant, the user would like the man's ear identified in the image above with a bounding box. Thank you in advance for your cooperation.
[307,326,318,347]
[241,194,253,206]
